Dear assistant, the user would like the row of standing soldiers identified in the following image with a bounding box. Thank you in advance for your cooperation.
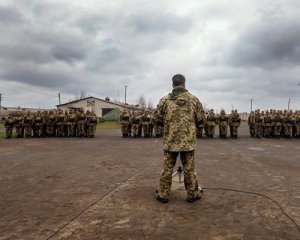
[197,109,241,138]
[120,108,241,139]
[248,109,300,138]
[3,109,98,138]
[120,109,162,138]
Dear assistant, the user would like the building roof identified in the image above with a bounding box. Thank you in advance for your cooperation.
[56,96,139,109]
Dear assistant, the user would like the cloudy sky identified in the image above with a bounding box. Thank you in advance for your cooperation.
[1,0,300,112]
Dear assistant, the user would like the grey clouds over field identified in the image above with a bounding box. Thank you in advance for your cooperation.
[1,0,300,111]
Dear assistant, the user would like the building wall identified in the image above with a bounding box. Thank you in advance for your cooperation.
[57,98,129,117]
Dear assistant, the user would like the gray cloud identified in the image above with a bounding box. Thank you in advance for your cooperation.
[227,19,300,68]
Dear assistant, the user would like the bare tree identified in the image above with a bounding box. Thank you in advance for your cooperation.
[147,98,154,109]
[137,95,146,109]
[73,90,90,101]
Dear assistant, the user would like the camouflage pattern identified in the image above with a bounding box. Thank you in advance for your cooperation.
[4,115,14,138]
[196,110,206,138]
[217,110,228,138]
[263,111,272,138]
[120,110,131,137]
[77,109,86,137]
[56,110,65,137]
[23,111,34,137]
[140,109,151,138]
[14,112,24,138]
[34,111,44,137]
[47,111,56,137]
[130,111,140,138]
[86,110,98,137]
[153,86,204,151]
[156,151,200,200]
[254,110,263,138]
[229,110,241,138]
[248,111,255,137]
[206,110,216,138]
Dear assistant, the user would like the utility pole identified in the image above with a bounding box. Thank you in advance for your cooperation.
[288,98,291,110]
[58,93,61,105]
[250,97,253,112]
[124,86,128,105]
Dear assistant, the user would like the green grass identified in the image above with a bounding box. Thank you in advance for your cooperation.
[0,131,16,139]
[97,121,121,130]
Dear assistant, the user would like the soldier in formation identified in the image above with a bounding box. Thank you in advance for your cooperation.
[3,108,98,139]
[249,109,300,139]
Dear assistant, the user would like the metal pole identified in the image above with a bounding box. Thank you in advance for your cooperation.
[58,93,61,105]
[250,98,253,112]
[124,86,128,105]
[288,98,290,110]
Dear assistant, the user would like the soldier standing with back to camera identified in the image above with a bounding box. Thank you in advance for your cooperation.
[154,74,202,203]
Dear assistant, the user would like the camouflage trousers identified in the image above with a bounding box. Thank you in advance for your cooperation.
[249,124,255,137]
[47,125,55,137]
[219,125,228,137]
[131,124,139,137]
[24,126,33,137]
[274,126,282,137]
[35,124,44,137]
[15,126,23,138]
[154,125,163,137]
[255,124,262,138]
[88,124,96,137]
[284,126,292,137]
[121,122,130,136]
[5,127,13,138]
[67,123,75,137]
[196,126,204,138]
[264,126,272,138]
[230,125,239,137]
[157,151,199,200]
[206,125,215,137]
[56,124,64,137]
[78,121,86,137]
[142,124,150,137]
[296,125,300,137]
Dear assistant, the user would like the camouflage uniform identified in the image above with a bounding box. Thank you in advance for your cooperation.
[254,110,263,138]
[248,111,255,137]
[154,84,202,202]
[56,110,65,137]
[284,112,294,138]
[14,112,24,138]
[120,110,131,137]
[77,109,86,137]
[47,111,56,137]
[4,115,14,138]
[206,110,216,138]
[263,111,272,138]
[273,111,284,137]
[130,111,140,138]
[66,110,76,137]
[34,111,44,137]
[140,110,151,138]
[196,110,206,138]
[229,110,241,138]
[218,110,228,138]
[86,110,97,137]
[23,111,34,137]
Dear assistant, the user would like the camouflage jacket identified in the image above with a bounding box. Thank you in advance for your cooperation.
[154,86,203,152]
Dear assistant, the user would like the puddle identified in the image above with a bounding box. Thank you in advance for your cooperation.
[248,147,264,151]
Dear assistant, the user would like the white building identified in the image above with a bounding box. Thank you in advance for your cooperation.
[56,97,138,117]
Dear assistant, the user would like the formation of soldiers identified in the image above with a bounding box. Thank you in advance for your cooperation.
[3,108,98,139]
[248,109,300,138]
[119,108,242,139]
[197,109,241,138]
[120,109,163,138]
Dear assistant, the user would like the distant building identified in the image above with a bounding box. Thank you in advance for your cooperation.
[56,96,139,117]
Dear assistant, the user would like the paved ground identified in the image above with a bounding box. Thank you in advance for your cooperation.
[0,124,299,240]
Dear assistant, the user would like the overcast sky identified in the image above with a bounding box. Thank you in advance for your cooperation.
[1,0,300,112]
